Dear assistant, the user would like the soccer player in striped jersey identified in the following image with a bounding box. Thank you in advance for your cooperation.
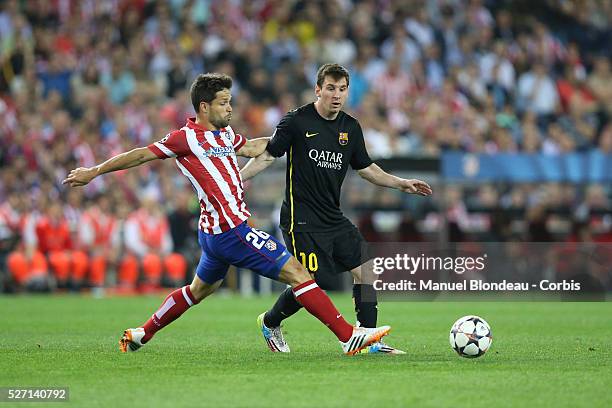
[62,73,390,355]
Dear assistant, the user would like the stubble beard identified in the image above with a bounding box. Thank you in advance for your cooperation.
[212,116,231,129]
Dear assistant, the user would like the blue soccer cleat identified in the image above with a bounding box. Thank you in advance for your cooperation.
[357,341,406,354]
[257,312,290,353]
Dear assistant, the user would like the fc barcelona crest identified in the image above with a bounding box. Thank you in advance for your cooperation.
[339,132,348,146]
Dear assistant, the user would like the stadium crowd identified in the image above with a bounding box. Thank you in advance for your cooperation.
[0,0,610,292]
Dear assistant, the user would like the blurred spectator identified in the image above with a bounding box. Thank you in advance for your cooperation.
[167,190,199,282]
[37,52,73,102]
[556,65,597,114]
[517,61,559,120]
[0,194,22,291]
[101,55,135,105]
[373,58,413,111]
[587,56,612,118]
[599,123,612,153]
[79,195,121,290]
[6,200,49,292]
[527,204,553,242]
[123,196,186,292]
[381,24,421,70]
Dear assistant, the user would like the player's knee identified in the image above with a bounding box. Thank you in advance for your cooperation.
[279,257,310,287]
[351,262,377,285]
[351,267,362,284]
[189,275,221,302]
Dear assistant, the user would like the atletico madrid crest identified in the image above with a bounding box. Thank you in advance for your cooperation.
[265,240,277,251]
[339,132,348,145]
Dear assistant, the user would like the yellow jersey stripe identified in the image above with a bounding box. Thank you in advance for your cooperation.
[289,147,297,253]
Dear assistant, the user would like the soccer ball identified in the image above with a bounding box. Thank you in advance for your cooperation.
[449,315,493,358]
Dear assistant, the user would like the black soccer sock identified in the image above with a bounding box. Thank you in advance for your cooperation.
[353,284,378,328]
[264,287,303,328]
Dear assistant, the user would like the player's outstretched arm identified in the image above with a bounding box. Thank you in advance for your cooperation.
[357,163,433,196]
[62,147,159,187]
[236,137,270,158]
[240,150,276,181]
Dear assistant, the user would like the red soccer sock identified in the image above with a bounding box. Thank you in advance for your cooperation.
[292,280,353,342]
[141,285,199,343]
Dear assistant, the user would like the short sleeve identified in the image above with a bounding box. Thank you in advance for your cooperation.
[350,123,373,170]
[266,111,296,158]
[227,126,247,151]
[147,130,189,159]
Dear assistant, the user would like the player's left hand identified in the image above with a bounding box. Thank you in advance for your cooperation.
[398,179,432,196]
[62,167,97,187]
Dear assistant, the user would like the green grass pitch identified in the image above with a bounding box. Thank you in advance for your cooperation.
[1,294,610,407]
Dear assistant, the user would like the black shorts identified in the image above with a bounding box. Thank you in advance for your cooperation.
[282,224,368,275]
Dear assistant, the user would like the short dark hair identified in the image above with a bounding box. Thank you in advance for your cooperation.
[316,63,350,87]
[190,73,233,112]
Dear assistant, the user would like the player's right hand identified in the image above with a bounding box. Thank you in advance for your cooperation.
[398,179,433,196]
[62,167,97,187]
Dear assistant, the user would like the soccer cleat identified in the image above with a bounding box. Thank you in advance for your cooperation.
[257,312,290,353]
[356,341,406,355]
[340,325,391,355]
[119,328,145,353]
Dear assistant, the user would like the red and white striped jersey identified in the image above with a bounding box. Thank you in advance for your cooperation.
[147,118,250,234]
[124,208,173,256]
[80,207,119,249]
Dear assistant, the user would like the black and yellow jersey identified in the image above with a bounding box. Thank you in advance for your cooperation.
[266,102,372,233]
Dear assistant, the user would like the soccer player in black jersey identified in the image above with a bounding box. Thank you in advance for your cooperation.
[242,64,432,354]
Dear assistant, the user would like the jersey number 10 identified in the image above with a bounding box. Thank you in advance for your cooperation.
[298,252,318,272]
